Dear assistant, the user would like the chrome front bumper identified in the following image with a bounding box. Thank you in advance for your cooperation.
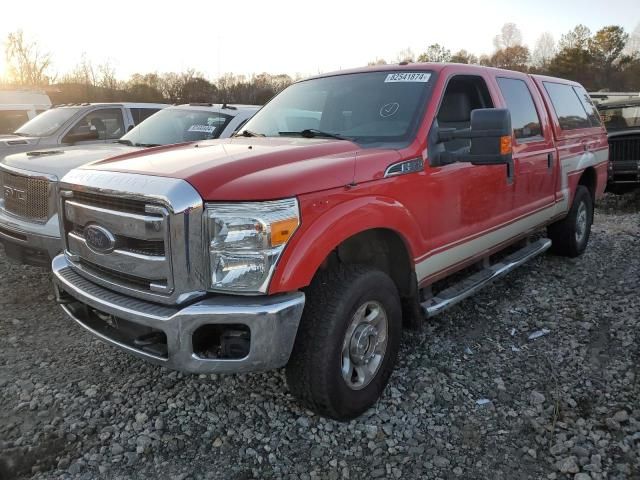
[52,254,305,374]
[0,210,61,267]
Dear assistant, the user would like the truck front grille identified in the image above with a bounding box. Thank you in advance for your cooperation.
[609,135,640,163]
[72,191,150,215]
[609,135,640,183]
[62,190,173,297]
[0,170,51,222]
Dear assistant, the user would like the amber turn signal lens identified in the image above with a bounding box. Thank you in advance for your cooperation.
[500,135,512,155]
[270,218,299,246]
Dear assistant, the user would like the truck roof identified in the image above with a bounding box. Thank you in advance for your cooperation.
[307,62,582,87]
[51,102,168,109]
[170,103,261,112]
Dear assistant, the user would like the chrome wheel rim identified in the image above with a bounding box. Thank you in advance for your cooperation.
[341,301,388,390]
[575,202,588,244]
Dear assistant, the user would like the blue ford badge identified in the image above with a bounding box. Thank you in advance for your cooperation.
[84,224,116,254]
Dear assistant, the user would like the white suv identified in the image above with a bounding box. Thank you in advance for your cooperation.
[0,103,260,266]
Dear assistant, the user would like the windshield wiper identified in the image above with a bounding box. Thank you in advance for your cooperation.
[233,129,264,138]
[12,132,31,137]
[279,129,350,140]
[135,143,162,147]
[117,139,133,146]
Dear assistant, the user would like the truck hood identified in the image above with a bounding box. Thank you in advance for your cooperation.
[83,137,395,201]
[2,144,138,179]
[0,135,42,157]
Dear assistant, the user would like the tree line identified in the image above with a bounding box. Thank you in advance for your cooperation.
[377,23,640,92]
[0,31,298,105]
[1,23,639,107]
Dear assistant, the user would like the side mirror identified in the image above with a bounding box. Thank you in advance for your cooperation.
[437,108,513,166]
[63,125,100,144]
[467,108,512,165]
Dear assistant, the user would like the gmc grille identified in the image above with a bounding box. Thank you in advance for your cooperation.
[0,170,51,222]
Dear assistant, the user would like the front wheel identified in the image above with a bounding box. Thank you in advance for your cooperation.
[285,265,402,420]
[547,185,593,257]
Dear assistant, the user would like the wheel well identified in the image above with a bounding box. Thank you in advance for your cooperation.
[579,167,597,201]
[318,229,423,329]
[332,229,413,297]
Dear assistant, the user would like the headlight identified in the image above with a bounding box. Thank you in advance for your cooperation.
[205,198,300,293]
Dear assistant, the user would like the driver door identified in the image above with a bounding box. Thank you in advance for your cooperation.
[419,73,515,284]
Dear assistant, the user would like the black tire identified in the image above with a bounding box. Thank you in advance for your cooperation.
[547,185,593,257]
[285,264,402,421]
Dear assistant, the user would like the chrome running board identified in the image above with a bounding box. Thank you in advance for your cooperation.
[420,238,552,318]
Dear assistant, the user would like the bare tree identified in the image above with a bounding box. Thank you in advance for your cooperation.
[4,30,53,86]
[493,23,523,50]
[159,72,184,103]
[97,61,118,91]
[450,49,478,64]
[532,32,556,68]
[62,53,98,86]
[558,24,592,50]
[367,58,387,66]
[417,44,451,63]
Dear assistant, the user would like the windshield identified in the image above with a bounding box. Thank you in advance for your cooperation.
[121,108,233,146]
[239,71,434,145]
[14,107,82,137]
[599,104,640,131]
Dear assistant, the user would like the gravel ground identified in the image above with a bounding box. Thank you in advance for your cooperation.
[0,192,639,480]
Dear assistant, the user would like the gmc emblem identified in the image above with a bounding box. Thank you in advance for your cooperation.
[3,186,27,202]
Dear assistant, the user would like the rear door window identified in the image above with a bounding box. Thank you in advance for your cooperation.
[572,86,602,127]
[543,82,591,130]
[497,77,542,140]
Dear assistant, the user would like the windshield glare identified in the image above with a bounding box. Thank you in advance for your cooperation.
[240,71,433,144]
[122,108,233,146]
[600,105,640,131]
[14,107,82,137]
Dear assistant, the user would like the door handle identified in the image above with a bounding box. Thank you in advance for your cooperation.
[547,153,553,169]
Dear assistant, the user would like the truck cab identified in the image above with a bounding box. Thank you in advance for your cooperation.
[51,64,608,420]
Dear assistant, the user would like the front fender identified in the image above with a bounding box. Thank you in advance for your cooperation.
[268,188,422,294]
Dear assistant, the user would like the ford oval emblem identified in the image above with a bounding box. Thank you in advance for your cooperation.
[84,224,116,254]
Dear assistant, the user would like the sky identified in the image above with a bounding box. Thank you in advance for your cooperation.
[0,0,638,81]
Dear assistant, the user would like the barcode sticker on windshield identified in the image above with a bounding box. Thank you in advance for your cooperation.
[188,125,216,133]
[384,72,431,83]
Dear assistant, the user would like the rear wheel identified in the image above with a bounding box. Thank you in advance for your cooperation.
[547,185,593,257]
[286,264,401,420]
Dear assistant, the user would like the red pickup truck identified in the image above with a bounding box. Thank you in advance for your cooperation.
[52,63,608,420]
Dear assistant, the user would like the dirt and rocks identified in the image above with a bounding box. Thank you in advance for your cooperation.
[0,191,638,480]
